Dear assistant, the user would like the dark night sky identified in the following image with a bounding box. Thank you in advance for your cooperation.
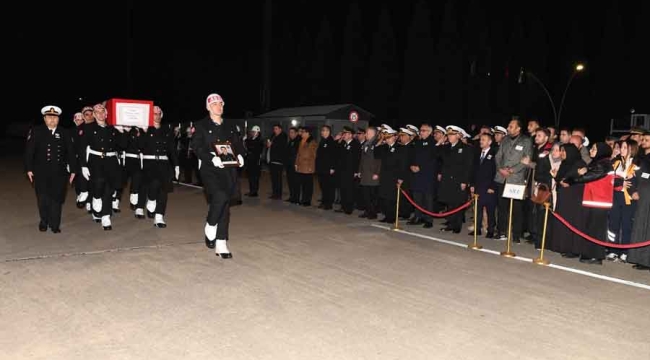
[7,0,650,139]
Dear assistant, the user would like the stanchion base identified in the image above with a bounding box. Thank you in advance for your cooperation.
[468,244,483,250]
[391,226,401,231]
[500,251,516,258]
[533,258,550,266]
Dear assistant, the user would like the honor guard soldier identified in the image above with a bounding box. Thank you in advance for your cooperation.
[407,123,440,228]
[374,126,409,223]
[121,125,145,214]
[192,93,245,258]
[24,106,76,233]
[78,103,127,230]
[139,105,179,227]
[315,125,337,210]
[72,112,88,208]
[438,125,474,233]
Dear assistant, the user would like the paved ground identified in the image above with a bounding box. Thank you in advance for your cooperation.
[1,153,649,360]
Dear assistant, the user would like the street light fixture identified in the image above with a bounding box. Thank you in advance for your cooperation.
[519,67,558,127]
[557,63,586,128]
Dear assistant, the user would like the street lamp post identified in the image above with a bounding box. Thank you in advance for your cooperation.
[557,64,585,128]
[519,63,585,128]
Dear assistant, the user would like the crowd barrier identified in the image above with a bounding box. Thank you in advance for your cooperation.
[394,184,649,266]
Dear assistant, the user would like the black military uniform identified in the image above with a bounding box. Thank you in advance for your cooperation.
[244,131,264,196]
[375,132,409,223]
[192,114,245,256]
[121,127,145,211]
[438,127,473,233]
[78,121,127,230]
[408,133,440,228]
[73,121,90,208]
[140,125,179,226]
[24,106,76,232]
[335,127,361,214]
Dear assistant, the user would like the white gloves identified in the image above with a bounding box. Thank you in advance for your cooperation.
[82,167,91,180]
[174,166,180,180]
[237,154,244,168]
[212,156,224,168]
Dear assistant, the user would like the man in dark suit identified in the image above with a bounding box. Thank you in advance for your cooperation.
[266,124,288,199]
[24,105,76,233]
[438,126,474,233]
[470,133,499,238]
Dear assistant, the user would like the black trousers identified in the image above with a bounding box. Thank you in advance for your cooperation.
[91,177,115,217]
[36,192,63,229]
[412,190,434,223]
[476,192,497,235]
[202,171,233,240]
[399,187,414,219]
[497,183,524,239]
[145,178,169,215]
[444,198,466,231]
[247,164,261,194]
[339,173,355,213]
[74,172,89,197]
[381,196,397,222]
[298,173,314,204]
[609,192,637,255]
[362,185,379,218]
[354,179,365,210]
[270,163,284,197]
[286,165,300,201]
[318,173,335,208]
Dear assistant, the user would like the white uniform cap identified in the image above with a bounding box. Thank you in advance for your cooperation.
[251,125,261,132]
[206,93,225,106]
[583,136,589,147]
[434,125,446,133]
[493,126,507,135]
[400,127,415,136]
[406,124,419,134]
[445,125,465,135]
[153,105,163,118]
[41,105,62,116]
[461,129,471,138]
[384,127,397,135]
[73,112,84,121]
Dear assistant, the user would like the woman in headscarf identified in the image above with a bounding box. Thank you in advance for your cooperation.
[530,142,562,249]
[569,142,614,264]
[547,143,587,255]
[627,132,650,271]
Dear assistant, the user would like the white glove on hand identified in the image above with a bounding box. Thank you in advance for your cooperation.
[212,156,224,168]
[82,167,91,180]
[237,154,244,168]
[175,166,180,180]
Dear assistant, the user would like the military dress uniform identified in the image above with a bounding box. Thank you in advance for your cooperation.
[244,128,264,196]
[438,126,473,233]
[73,121,90,208]
[121,127,145,211]
[315,134,337,210]
[408,132,440,228]
[192,93,246,258]
[24,106,76,232]
[139,125,179,227]
[78,121,127,230]
[374,128,409,223]
[335,127,361,214]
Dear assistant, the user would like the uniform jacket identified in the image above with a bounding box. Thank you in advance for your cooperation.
[358,137,381,186]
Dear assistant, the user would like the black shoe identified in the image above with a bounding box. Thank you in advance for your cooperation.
[154,223,167,228]
[39,222,47,232]
[130,204,136,210]
[486,232,494,239]
[561,253,579,258]
[205,237,215,249]
[422,222,433,229]
[217,252,233,259]
[113,208,121,213]
[358,213,368,218]
[407,218,422,225]
[579,257,602,265]
[633,264,650,270]
[51,228,61,233]
[468,230,482,236]
[300,202,311,207]
[366,215,377,220]
[103,226,112,231]
[334,209,345,213]
[76,202,85,209]
[147,211,154,219]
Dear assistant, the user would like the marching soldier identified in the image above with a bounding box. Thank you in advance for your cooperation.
[244,125,264,197]
[72,112,88,208]
[192,93,245,258]
[139,105,179,227]
[438,126,473,233]
[24,106,76,233]
[122,125,145,214]
[78,103,127,230]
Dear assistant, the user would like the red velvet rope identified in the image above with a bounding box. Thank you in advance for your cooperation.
[400,189,472,218]
[551,212,650,249]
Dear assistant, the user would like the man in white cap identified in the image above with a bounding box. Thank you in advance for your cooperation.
[406,124,419,139]
[72,112,90,209]
[433,125,447,146]
[138,105,179,227]
[438,125,473,233]
[374,127,409,223]
[398,127,416,219]
[77,103,127,230]
[24,106,76,233]
[407,123,440,228]
[244,125,264,197]
[191,93,245,258]
[493,126,507,147]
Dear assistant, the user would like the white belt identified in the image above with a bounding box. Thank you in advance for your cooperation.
[142,155,168,160]
[121,152,140,167]
[88,148,118,158]
[124,153,140,159]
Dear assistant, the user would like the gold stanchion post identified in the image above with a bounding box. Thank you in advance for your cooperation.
[392,182,402,231]
[500,198,516,257]
[468,194,482,250]
[533,202,551,265]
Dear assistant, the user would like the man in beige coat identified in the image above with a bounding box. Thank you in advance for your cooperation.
[295,126,318,206]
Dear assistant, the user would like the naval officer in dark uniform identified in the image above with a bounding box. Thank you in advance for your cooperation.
[24,105,76,233]
[438,125,473,233]
[191,93,246,259]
